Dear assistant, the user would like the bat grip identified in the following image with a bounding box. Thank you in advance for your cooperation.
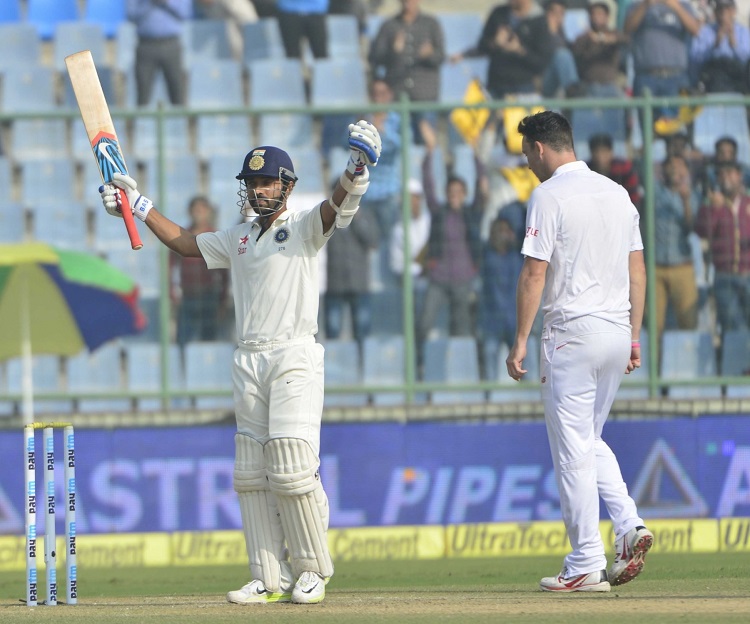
[120,192,143,250]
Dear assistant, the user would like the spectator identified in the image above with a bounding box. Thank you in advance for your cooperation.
[368,0,445,143]
[416,122,484,371]
[127,0,193,107]
[277,0,328,59]
[195,0,258,61]
[462,0,553,99]
[571,0,630,96]
[624,0,700,130]
[324,195,381,346]
[389,178,432,283]
[661,131,706,190]
[689,0,750,93]
[478,215,524,381]
[171,196,229,345]
[541,0,582,97]
[695,160,750,336]
[652,155,700,340]
[587,133,643,211]
[703,136,750,194]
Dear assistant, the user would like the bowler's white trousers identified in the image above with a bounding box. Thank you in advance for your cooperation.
[540,316,644,575]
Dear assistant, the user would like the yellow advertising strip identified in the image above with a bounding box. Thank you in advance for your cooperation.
[330,525,445,561]
[719,517,750,552]
[0,519,747,569]
[446,522,571,558]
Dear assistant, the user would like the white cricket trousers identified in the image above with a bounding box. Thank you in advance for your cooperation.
[540,316,645,575]
[232,336,325,453]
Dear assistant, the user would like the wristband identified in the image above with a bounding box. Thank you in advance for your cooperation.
[631,341,641,348]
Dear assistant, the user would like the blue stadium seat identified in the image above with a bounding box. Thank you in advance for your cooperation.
[365,14,385,41]
[207,154,250,229]
[323,339,368,407]
[0,2,20,22]
[187,59,245,108]
[326,14,361,57]
[0,24,41,70]
[0,202,26,243]
[439,58,489,104]
[310,58,368,107]
[124,342,187,410]
[6,355,72,415]
[141,154,201,222]
[0,158,13,204]
[85,0,126,38]
[32,201,90,250]
[196,114,254,158]
[123,68,175,109]
[64,65,116,111]
[437,12,484,57]
[67,343,131,412]
[563,8,590,42]
[242,18,285,63]
[53,21,107,71]
[257,113,315,148]
[92,206,138,252]
[27,0,78,40]
[183,19,233,65]
[1,66,57,112]
[424,337,485,404]
[720,329,750,398]
[488,337,541,403]
[248,58,306,106]
[115,21,137,72]
[570,104,627,153]
[286,146,325,194]
[132,116,192,160]
[11,119,69,162]
[362,335,405,406]
[370,288,403,336]
[661,329,722,398]
[692,93,750,162]
[184,341,235,409]
[20,160,76,209]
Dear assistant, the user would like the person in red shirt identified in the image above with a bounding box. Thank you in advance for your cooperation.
[695,160,750,337]
[587,133,643,212]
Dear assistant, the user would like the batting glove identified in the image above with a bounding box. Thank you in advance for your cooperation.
[347,120,381,176]
[99,173,153,222]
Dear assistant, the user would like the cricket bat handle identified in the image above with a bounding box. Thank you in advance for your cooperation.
[120,192,143,250]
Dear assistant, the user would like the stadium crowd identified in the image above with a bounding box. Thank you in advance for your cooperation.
[3,0,750,409]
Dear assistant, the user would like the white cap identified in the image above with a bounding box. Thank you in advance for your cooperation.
[408,178,423,195]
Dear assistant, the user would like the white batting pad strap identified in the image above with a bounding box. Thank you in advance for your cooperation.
[339,170,369,196]
[264,438,334,579]
[234,433,291,592]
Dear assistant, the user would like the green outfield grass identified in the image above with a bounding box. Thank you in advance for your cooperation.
[1,553,748,623]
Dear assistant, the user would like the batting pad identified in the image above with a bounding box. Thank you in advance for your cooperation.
[234,433,292,592]
[264,437,334,579]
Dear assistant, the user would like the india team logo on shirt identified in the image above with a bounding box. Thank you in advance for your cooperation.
[274,228,290,244]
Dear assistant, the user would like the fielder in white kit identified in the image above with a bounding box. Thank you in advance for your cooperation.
[506,111,653,592]
[99,120,382,605]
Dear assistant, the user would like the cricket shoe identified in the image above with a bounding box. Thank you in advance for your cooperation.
[609,525,654,586]
[540,568,611,592]
[291,571,327,604]
[226,579,291,604]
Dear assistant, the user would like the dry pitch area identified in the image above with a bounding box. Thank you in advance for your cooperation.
[1,554,749,623]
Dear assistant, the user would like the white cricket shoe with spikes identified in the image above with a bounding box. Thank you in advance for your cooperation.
[291,571,327,604]
[609,526,654,586]
[226,579,291,604]
[540,568,611,592]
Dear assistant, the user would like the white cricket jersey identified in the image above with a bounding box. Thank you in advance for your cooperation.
[197,205,329,343]
[521,161,643,330]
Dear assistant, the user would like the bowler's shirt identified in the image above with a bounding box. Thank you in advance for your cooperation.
[197,206,328,344]
[521,161,643,330]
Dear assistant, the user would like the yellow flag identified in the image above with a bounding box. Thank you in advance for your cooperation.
[501,166,540,202]
[450,78,490,147]
[504,101,544,154]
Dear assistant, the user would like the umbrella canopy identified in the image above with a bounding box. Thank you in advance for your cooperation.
[0,242,146,360]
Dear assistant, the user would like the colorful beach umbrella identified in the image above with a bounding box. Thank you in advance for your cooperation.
[0,242,146,422]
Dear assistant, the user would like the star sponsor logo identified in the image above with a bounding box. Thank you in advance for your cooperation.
[238,234,249,255]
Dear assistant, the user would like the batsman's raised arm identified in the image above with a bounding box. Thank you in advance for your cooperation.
[322,119,382,232]
[100,173,203,258]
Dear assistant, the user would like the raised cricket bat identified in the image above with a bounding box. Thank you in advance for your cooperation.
[65,50,143,250]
